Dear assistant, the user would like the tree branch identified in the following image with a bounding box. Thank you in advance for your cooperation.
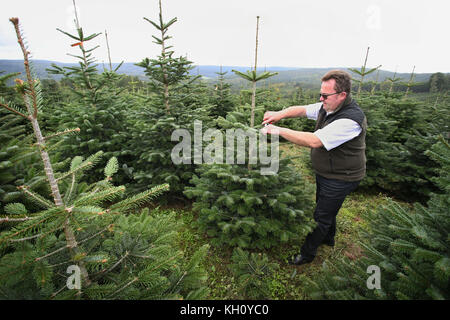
[0,102,29,120]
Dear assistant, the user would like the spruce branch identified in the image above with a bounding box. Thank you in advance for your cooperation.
[35,223,114,263]
[9,16,92,287]
[18,185,55,209]
[107,251,182,299]
[107,276,138,299]
[0,212,54,245]
[56,160,93,182]
[92,251,129,279]
[0,101,29,120]
[38,138,65,154]
[44,128,81,141]
[108,183,169,213]
[0,216,32,224]
[64,173,77,205]
[74,186,126,207]
[9,18,38,118]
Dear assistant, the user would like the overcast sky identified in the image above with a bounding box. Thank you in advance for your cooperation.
[1,0,449,73]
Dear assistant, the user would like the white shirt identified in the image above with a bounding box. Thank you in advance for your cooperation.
[304,103,362,151]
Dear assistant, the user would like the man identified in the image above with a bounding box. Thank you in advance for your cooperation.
[261,70,367,265]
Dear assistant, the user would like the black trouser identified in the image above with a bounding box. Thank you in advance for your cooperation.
[300,174,361,260]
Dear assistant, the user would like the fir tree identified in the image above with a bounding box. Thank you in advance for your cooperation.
[348,47,381,99]
[45,2,132,185]
[232,16,277,128]
[210,66,235,119]
[0,17,209,300]
[358,92,445,201]
[184,16,315,249]
[229,247,279,299]
[129,0,213,197]
[304,136,449,300]
[385,67,401,94]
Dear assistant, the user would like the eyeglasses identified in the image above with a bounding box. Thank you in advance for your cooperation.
[319,92,341,100]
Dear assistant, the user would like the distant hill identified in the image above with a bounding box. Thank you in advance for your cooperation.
[0,59,437,87]
[0,59,299,81]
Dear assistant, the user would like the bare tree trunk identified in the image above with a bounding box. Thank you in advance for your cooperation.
[371,69,380,96]
[10,16,92,288]
[105,30,113,72]
[357,47,370,99]
[159,0,170,114]
[250,16,260,129]
[404,65,415,99]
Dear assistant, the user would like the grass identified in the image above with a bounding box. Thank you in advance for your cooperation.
[172,143,394,299]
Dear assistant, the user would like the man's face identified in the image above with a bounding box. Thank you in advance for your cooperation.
[320,79,346,113]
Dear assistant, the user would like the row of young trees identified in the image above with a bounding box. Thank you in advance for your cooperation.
[0,0,448,300]
[0,4,212,299]
[304,137,449,300]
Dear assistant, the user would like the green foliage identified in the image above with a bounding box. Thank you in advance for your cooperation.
[232,70,278,83]
[0,15,209,299]
[128,4,213,198]
[348,47,381,98]
[0,110,52,220]
[358,92,448,201]
[305,138,450,300]
[0,147,210,299]
[210,69,236,119]
[229,247,279,299]
[184,108,315,249]
[44,21,133,185]
[428,72,450,93]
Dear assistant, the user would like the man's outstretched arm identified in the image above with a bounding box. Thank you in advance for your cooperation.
[262,125,323,149]
[262,105,308,125]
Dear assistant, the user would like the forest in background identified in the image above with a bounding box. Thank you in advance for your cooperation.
[0,0,448,301]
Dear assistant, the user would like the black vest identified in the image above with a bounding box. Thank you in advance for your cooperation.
[310,96,367,181]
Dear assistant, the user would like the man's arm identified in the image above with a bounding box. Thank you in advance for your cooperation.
[262,103,322,125]
[261,118,362,150]
[262,125,323,149]
[280,105,308,119]
[262,105,307,125]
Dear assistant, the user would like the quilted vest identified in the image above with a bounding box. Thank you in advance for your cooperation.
[310,95,367,181]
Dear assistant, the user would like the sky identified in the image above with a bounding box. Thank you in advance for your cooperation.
[1,0,449,73]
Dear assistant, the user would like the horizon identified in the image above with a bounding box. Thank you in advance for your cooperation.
[1,58,445,76]
[1,1,449,74]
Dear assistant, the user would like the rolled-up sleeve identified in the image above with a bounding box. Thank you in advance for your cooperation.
[313,119,362,151]
[304,103,322,120]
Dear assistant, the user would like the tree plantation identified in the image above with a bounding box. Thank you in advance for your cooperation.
[0,0,448,301]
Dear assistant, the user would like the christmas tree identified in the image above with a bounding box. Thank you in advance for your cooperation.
[0,17,209,300]
[129,0,213,198]
[45,2,132,185]
[304,136,449,300]
[184,16,315,249]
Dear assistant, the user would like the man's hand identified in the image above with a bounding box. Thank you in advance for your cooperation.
[260,124,281,135]
[262,111,283,126]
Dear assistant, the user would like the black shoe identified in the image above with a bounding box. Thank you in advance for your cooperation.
[289,254,314,266]
[322,240,335,247]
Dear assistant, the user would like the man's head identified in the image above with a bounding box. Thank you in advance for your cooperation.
[320,70,352,113]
